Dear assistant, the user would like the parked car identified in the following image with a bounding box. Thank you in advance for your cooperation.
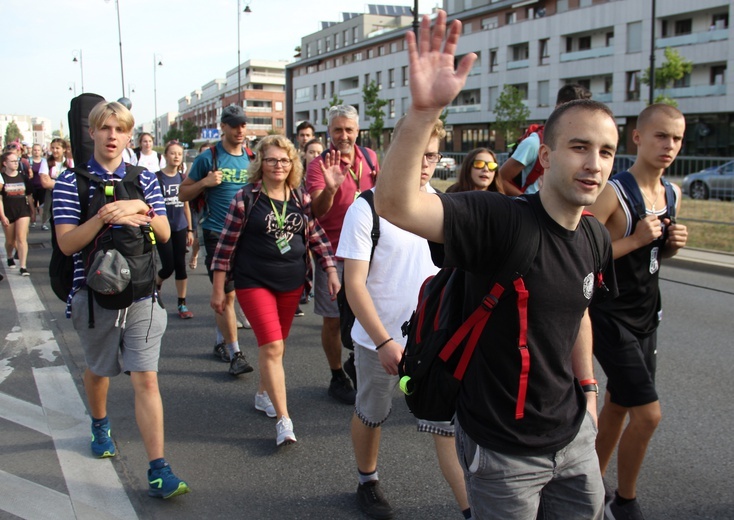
[682,161,734,200]
[435,156,457,180]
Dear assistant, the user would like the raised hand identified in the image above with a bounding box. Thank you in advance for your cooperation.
[320,150,347,192]
[406,10,477,112]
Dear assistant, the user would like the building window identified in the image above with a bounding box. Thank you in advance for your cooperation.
[390,42,397,53]
[376,71,382,90]
[712,13,729,30]
[539,40,549,65]
[578,36,591,51]
[344,30,350,46]
[580,0,592,6]
[673,73,691,88]
[326,37,331,53]
[506,11,516,25]
[488,86,498,110]
[354,52,362,61]
[627,21,642,53]
[313,85,318,101]
[711,65,726,85]
[275,119,283,128]
[388,69,395,88]
[557,0,569,13]
[489,49,498,72]
[626,71,640,101]
[330,81,335,97]
[365,73,370,86]
[321,83,326,99]
[335,33,340,49]
[275,101,283,111]
[402,97,409,116]
[295,87,310,103]
[378,46,385,56]
[674,19,692,35]
[250,117,272,126]
[463,22,472,34]
[482,16,498,30]
[353,27,359,43]
[389,99,395,118]
[317,39,322,55]
[606,32,614,47]
[368,48,374,59]
[604,76,613,94]
[511,43,529,62]
[402,66,409,86]
[538,80,550,107]
[513,83,529,100]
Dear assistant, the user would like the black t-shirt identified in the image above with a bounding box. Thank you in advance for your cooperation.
[440,191,617,456]
[234,194,307,292]
[1,171,32,220]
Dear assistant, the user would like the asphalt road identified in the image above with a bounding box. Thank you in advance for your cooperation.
[1,226,733,520]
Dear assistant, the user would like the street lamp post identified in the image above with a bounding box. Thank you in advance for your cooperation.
[72,50,85,93]
[649,0,657,105]
[237,0,252,107]
[153,55,163,144]
[105,0,127,98]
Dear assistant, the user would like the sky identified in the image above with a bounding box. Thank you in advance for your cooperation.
[1,0,433,135]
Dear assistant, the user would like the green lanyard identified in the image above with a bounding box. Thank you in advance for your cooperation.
[348,161,362,200]
[261,184,290,230]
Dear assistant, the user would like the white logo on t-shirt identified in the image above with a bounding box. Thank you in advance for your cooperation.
[649,247,660,274]
[583,272,594,299]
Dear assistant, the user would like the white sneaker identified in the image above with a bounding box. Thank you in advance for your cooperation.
[276,416,296,446]
[255,391,276,418]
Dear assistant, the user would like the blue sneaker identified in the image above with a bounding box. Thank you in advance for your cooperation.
[91,419,116,458]
[148,463,190,499]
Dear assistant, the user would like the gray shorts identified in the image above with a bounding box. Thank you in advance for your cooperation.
[456,412,604,520]
[313,260,343,318]
[71,290,167,377]
[354,343,399,427]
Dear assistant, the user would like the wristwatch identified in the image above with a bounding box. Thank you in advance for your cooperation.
[581,383,599,395]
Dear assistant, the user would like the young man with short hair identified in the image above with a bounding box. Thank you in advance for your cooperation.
[179,105,254,376]
[588,104,688,520]
[296,121,315,151]
[338,118,470,520]
[53,100,189,499]
[375,13,618,518]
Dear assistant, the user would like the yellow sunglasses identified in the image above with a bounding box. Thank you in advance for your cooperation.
[472,160,498,171]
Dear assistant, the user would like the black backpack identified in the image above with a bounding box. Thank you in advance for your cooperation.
[612,170,677,224]
[68,93,105,167]
[398,205,607,422]
[49,165,156,315]
[336,190,380,350]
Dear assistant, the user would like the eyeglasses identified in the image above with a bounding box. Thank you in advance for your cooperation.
[263,158,293,167]
[472,160,498,171]
[423,152,443,163]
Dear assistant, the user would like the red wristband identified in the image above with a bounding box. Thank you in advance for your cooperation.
[579,378,598,386]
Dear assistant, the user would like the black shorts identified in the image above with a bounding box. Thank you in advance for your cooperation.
[592,311,658,407]
[203,228,234,294]
[4,200,31,223]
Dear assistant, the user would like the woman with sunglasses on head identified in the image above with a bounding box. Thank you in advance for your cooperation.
[0,151,33,275]
[446,148,504,194]
[210,135,339,447]
[155,141,194,319]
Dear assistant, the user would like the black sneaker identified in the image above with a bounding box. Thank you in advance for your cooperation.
[19,268,30,277]
[7,258,16,268]
[229,351,254,376]
[343,352,357,391]
[328,374,356,405]
[213,342,230,362]
[356,481,394,520]
[294,306,305,317]
[606,496,646,520]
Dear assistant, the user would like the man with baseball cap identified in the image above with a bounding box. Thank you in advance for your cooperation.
[179,105,254,376]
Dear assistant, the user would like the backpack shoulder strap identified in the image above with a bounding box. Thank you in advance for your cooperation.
[358,146,376,176]
[244,146,256,160]
[357,190,380,262]
[210,144,218,172]
[662,177,677,223]
[580,211,609,292]
[70,167,99,222]
[612,170,646,221]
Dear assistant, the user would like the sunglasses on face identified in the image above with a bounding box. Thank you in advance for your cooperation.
[473,160,498,171]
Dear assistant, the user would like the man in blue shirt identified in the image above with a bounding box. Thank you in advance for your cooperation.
[53,100,189,499]
[179,105,254,376]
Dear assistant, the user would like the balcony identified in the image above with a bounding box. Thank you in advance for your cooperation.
[446,104,481,114]
[339,87,361,96]
[245,106,273,113]
[656,29,728,48]
[248,124,273,131]
[507,59,529,70]
[594,92,613,103]
[560,46,613,62]
[657,84,726,99]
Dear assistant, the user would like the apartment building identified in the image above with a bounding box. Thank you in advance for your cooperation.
[177,59,287,142]
[286,0,732,156]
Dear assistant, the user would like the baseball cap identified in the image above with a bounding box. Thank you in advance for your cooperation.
[221,105,247,126]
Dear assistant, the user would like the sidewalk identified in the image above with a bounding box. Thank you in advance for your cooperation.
[669,247,734,272]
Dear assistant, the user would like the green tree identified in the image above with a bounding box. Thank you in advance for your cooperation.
[362,80,388,150]
[323,94,344,125]
[164,120,200,148]
[493,85,530,148]
[4,121,22,147]
[641,47,693,107]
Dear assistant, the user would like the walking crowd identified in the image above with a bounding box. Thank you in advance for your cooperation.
[1,10,691,520]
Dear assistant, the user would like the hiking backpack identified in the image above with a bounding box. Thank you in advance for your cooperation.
[508,124,545,194]
[612,170,677,224]
[336,190,380,351]
[49,165,156,314]
[398,204,607,422]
